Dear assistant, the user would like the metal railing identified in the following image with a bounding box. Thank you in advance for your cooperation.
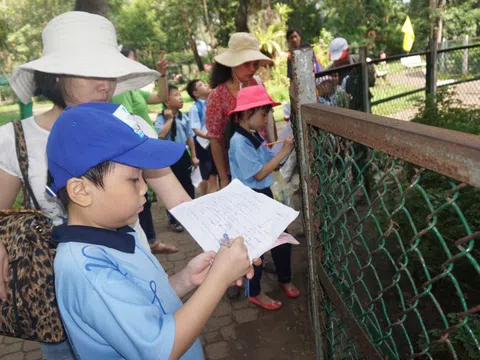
[291,48,480,360]
[313,43,480,121]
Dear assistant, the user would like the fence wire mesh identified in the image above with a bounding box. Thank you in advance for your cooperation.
[313,43,480,123]
[370,55,427,120]
[306,125,480,360]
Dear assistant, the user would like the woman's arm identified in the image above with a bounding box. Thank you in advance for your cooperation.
[210,139,229,188]
[0,170,22,210]
[0,170,22,300]
[143,167,192,209]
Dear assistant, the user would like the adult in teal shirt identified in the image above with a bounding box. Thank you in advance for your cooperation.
[111,47,168,134]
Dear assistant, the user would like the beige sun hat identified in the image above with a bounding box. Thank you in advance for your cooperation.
[10,11,159,104]
[214,32,273,68]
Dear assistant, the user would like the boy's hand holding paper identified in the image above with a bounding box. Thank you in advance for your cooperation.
[170,180,299,261]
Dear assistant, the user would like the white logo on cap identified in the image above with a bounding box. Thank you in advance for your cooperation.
[112,105,145,138]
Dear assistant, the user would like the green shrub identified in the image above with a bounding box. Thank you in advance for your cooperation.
[412,88,480,135]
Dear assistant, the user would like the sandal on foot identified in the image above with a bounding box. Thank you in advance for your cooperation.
[279,283,300,298]
[150,242,179,254]
[248,296,282,310]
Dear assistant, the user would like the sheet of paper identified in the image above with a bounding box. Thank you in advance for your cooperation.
[170,179,299,261]
[264,232,299,253]
[272,121,293,156]
[196,126,210,149]
[190,166,202,188]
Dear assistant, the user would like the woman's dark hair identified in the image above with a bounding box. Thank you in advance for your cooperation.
[34,71,67,109]
[120,47,136,59]
[225,105,272,151]
[286,28,300,41]
[186,79,200,101]
[209,62,232,89]
[47,161,115,209]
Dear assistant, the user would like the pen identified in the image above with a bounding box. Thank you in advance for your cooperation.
[266,139,285,146]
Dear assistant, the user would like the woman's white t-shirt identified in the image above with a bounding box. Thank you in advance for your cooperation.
[0,115,154,251]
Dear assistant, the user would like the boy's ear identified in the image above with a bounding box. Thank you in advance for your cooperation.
[66,178,93,207]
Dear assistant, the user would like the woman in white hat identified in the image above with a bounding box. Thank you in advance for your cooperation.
[205,32,275,299]
[0,11,193,359]
[206,32,274,189]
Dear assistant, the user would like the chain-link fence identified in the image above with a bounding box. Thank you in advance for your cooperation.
[290,48,480,360]
[312,43,480,122]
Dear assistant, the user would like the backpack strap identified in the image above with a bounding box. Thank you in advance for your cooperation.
[12,120,41,211]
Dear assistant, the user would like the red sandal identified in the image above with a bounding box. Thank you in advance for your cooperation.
[279,283,301,298]
[248,296,282,310]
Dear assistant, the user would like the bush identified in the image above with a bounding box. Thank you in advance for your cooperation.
[412,88,480,135]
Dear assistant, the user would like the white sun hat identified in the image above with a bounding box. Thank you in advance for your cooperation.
[214,32,273,68]
[10,11,160,104]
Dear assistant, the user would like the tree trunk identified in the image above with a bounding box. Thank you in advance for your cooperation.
[201,0,216,48]
[235,0,249,32]
[189,35,205,72]
[181,11,205,72]
[74,0,108,17]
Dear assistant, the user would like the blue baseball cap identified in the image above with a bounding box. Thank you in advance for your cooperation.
[46,102,185,196]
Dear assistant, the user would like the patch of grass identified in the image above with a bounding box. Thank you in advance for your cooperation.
[147,90,194,117]
[0,111,20,126]
[0,100,53,126]
[371,83,425,117]
[372,92,425,117]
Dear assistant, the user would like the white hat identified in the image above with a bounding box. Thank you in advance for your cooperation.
[214,32,273,68]
[10,11,159,104]
[329,37,349,61]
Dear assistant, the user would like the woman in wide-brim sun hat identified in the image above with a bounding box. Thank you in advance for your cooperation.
[206,32,274,185]
[0,11,195,360]
[10,11,159,105]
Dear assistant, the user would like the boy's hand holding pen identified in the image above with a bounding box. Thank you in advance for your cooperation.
[207,237,262,288]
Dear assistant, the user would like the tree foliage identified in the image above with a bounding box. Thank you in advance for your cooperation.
[1,0,479,80]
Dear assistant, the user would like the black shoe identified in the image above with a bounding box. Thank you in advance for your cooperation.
[226,285,240,299]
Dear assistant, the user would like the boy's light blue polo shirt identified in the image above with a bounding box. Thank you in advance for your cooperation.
[188,99,206,132]
[228,126,275,190]
[155,111,194,144]
[53,225,203,360]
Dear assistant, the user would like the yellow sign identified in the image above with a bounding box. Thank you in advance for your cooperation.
[402,16,415,52]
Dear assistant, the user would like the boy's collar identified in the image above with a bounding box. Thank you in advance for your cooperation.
[163,109,182,118]
[52,225,136,253]
[235,125,263,149]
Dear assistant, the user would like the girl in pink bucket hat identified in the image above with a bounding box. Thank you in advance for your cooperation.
[226,85,300,310]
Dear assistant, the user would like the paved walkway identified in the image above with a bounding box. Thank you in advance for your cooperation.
[1,195,314,360]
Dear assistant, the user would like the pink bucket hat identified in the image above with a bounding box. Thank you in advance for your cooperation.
[228,85,280,116]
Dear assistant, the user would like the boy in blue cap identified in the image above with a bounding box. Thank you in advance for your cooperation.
[47,102,256,359]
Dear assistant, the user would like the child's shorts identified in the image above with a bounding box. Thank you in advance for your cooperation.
[195,139,217,181]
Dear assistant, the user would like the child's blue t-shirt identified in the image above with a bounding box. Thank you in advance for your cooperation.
[228,126,275,190]
[155,111,194,144]
[53,225,203,360]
